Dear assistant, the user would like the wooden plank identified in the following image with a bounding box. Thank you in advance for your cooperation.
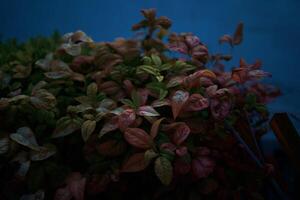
[270,113,300,170]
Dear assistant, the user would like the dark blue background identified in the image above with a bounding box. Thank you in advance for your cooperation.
[1,0,300,136]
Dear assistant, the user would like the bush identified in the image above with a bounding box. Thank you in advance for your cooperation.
[0,8,280,200]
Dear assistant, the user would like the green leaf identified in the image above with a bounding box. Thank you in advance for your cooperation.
[87,82,98,96]
[81,120,97,142]
[154,156,173,185]
[159,89,168,100]
[137,65,159,76]
[30,144,57,161]
[120,98,136,108]
[52,117,82,138]
[151,54,162,66]
[131,90,141,107]
[144,149,158,164]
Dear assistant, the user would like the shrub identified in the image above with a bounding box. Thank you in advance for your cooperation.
[0,8,280,200]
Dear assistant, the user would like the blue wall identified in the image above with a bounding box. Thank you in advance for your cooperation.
[1,0,300,118]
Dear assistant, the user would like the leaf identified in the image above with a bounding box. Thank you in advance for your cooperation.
[137,65,160,76]
[66,172,86,200]
[120,99,136,108]
[155,157,173,185]
[191,157,215,179]
[52,117,82,138]
[172,123,190,145]
[30,144,57,161]
[151,99,171,107]
[98,116,119,139]
[61,43,81,56]
[121,152,148,172]
[233,22,243,45]
[184,94,209,112]
[118,109,136,131]
[124,128,153,149]
[44,71,71,79]
[30,89,56,109]
[166,76,184,88]
[81,120,97,142]
[87,82,98,96]
[10,127,40,150]
[0,137,10,154]
[159,89,168,100]
[137,105,160,117]
[151,54,162,66]
[171,90,189,119]
[144,149,158,164]
[150,118,165,139]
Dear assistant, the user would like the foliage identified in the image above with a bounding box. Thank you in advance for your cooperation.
[0,8,280,200]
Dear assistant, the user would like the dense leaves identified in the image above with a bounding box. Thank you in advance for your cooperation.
[0,8,280,200]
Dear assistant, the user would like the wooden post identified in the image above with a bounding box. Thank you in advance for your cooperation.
[270,113,300,170]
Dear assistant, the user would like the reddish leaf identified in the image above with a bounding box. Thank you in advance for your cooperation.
[65,172,86,200]
[118,109,136,131]
[124,128,153,149]
[123,79,134,95]
[191,157,215,179]
[137,105,160,117]
[171,90,189,119]
[175,146,188,157]
[150,118,165,139]
[183,70,216,88]
[160,143,177,152]
[183,94,209,112]
[137,88,149,106]
[172,124,190,145]
[121,152,148,172]
[210,99,231,119]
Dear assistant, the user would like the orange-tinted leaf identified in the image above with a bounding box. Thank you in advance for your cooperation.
[233,22,244,45]
[121,152,148,172]
[184,93,209,112]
